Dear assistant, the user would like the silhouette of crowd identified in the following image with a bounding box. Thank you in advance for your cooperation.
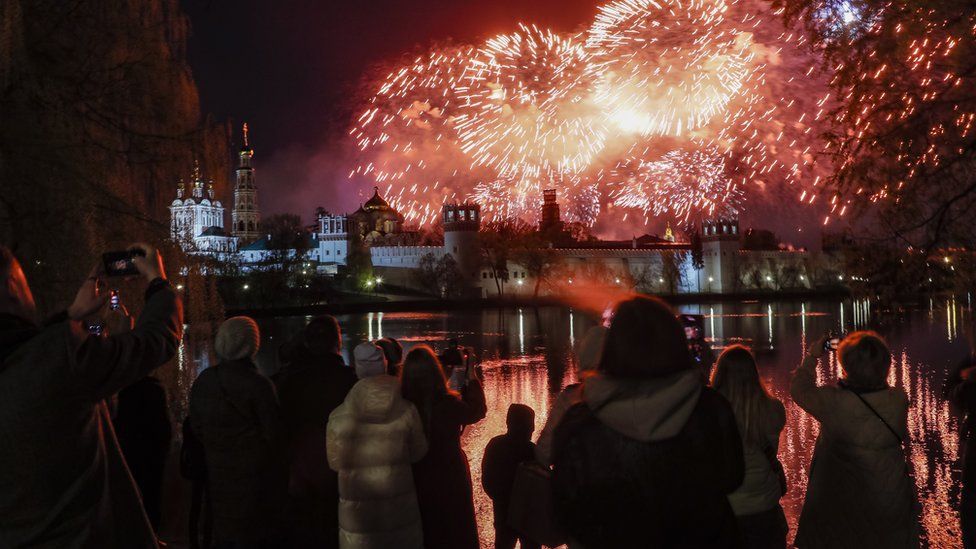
[0,243,965,548]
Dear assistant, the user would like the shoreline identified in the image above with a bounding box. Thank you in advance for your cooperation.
[225,288,852,318]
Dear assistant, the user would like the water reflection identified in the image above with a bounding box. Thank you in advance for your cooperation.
[171,300,970,548]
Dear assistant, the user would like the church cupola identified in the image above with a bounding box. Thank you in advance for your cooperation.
[191,159,204,199]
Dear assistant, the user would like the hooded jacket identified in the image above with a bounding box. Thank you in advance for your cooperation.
[327,375,428,549]
[0,282,181,549]
[190,358,285,544]
[552,369,744,549]
[791,357,918,548]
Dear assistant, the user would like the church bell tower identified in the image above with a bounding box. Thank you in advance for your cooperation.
[232,123,261,243]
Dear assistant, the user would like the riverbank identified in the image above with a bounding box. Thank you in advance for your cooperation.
[225,288,852,318]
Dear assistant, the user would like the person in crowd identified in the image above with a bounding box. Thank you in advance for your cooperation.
[0,244,181,548]
[950,356,976,548]
[401,345,487,549]
[189,316,284,549]
[376,336,404,376]
[551,295,744,548]
[482,403,540,549]
[327,342,428,548]
[106,304,173,533]
[712,346,788,549]
[275,315,358,549]
[439,337,464,376]
[535,325,606,465]
[791,331,918,548]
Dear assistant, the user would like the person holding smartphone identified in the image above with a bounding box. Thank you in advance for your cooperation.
[790,331,918,548]
[0,244,181,548]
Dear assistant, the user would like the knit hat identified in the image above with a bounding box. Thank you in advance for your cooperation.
[354,342,388,379]
[576,326,607,373]
[215,316,260,361]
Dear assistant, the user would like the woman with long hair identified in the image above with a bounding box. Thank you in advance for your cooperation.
[401,345,487,549]
[712,345,788,548]
[551,296,744,548]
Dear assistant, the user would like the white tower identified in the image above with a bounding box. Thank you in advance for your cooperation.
[443,202,481,280]
[232,123,260,244]
[702,219,740,293]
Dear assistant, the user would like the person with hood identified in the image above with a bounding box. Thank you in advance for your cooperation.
[712,346,788,549]
[551,295,744,549]
[791,332,918,548]
[402,345,487,549]
[189,316,284,548]
[482,403,540,549]
[327,342,428,548]
[535,325,606,465]
[275,315,358,548]
[0,244,181,548]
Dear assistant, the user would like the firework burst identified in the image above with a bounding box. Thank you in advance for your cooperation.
[608,144,744,223]
[455,24,607,181]
[588,0,756,137]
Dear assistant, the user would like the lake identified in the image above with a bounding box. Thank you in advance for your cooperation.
[171,298,971,547]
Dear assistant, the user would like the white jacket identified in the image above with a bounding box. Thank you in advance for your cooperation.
[327,375,428,549]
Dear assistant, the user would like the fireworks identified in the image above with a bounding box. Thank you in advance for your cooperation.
[609,144,744,223]
[455,24,607,180]
[347,0,833,229]
[587,0,755,137]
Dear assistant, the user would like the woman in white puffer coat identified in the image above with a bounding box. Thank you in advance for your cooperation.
[327,343,428,549]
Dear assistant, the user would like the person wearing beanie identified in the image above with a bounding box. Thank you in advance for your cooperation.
[354,341,388,379]
[551,296,744,548]
[535,325,606,465]
[189,316,285,548]
[327,348,428,548]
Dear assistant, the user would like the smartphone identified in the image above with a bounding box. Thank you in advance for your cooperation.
[679,314,705,341]
[824,335,843,352]
[109,290,120,310]
[102,250,142,277]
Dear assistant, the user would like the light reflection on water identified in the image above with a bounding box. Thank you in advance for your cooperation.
[170,300,970,548]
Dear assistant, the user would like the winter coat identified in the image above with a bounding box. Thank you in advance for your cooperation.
[552,369,745,549]
[113,375,172,530]
[412,380,488,549]
[0,281,181,549]
[275,348,358,548]
[189,358,285,545]
[790,356,919,549]
[950,360,976,487]
[482,432,536,524]
[726,398,786,516]
[327,375,428,549]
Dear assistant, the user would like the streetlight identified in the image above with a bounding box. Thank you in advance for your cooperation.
[243,284,250,290]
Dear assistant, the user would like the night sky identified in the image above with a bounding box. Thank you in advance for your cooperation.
[182,0,826,246]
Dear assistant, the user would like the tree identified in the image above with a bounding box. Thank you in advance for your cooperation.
[414,253,440,295]
[480,219,532,297]
[660,251,688,294]
[0,0,217,312]
[434,254,465,298]
[512,232,562,298]
[776,0,976,249]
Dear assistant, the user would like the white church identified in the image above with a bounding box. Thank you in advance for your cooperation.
[170,124,261,259]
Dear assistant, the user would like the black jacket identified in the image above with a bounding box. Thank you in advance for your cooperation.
[482,432,536,522]
[552,383,744,549]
